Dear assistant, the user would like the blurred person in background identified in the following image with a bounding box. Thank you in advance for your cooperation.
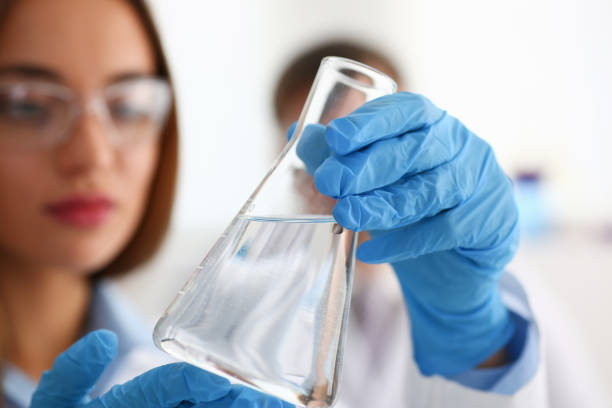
[0,0,594,407]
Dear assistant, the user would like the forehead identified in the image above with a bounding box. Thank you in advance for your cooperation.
[0,0,156,89]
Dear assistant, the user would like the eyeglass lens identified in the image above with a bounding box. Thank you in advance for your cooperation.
[0,78,171,150]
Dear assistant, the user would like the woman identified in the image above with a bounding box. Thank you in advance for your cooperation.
[0,0,554,407]
[0,0,285,406]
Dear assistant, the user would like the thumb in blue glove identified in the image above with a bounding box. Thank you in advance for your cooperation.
[31,330,121,407]
[31,330,292,408]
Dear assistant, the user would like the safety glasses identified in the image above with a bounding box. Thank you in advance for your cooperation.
[0,77,172,151]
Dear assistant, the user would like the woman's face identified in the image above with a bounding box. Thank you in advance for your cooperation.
[0,0,162,274]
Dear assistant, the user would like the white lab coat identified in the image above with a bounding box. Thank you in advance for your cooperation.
[337,265,549,407]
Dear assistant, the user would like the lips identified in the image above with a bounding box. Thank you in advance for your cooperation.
[45,195,115,227]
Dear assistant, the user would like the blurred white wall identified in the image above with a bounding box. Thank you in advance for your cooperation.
[404,0,612,225]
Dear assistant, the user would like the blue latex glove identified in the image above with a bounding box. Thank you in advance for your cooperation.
[292,92,519,377]
[31,330,293,408]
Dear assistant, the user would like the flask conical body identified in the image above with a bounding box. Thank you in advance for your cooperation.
[153,57,397,407]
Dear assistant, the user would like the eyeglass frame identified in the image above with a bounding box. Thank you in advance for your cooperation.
[0,76,173,151]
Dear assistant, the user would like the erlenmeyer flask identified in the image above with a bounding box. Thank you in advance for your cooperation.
[153,57,397,407]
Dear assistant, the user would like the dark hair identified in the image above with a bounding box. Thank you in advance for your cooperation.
[0,0,12,21]
[273,40,404,124]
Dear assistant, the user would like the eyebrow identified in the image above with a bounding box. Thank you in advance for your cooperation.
[107,72,163,85]
[0,64,162,86]
[0,64,64,82]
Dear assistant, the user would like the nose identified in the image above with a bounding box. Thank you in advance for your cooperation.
[55,112,115,177]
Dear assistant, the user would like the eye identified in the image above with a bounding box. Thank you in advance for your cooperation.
[0,97,50,124]
[109,101,150,122]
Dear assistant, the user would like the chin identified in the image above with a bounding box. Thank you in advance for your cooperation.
[39,232,134,275]
[55,248,122,275]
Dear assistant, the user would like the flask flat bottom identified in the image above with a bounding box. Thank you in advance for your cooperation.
[157,334,333,407]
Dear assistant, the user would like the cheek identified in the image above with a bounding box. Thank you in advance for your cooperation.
[115,143,160,226]
[0,152,67,264]
[0,155,51,260]
[101,142,161,264]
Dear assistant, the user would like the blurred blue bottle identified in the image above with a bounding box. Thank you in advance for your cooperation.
[514,170,551,238]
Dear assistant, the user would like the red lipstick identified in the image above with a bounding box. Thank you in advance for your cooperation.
[45,195,115,227]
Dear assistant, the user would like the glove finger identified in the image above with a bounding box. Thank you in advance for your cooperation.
[294,123,331,175]
[324,92,445,155]
[332,161,468,231]
[204,385,290,408]
[31,330,118,408]
[93,363,231,408]
[356,214,462,263]
[314,112,472,197]
[357,196,519,267]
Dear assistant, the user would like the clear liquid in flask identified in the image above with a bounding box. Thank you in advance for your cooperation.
[154,216,357,407]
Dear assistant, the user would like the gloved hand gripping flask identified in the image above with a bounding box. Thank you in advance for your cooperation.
[153,57,397,407]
